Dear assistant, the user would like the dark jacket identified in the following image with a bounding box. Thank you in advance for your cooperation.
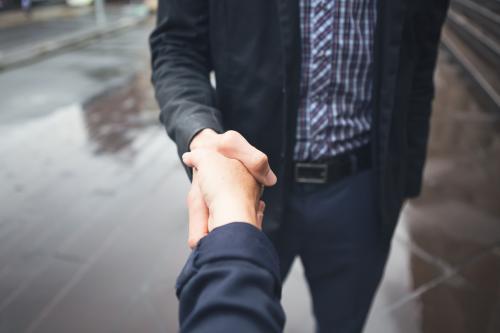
[150,0,450,242]
[176,222,285,333]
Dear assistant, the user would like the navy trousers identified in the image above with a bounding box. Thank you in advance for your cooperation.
[269,169,390,333]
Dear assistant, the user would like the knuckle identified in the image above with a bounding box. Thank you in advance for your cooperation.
[253,153,269,171]
[221,130,240,147]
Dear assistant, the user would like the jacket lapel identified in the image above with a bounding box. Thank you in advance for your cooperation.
[275,0,300,63]
[373,0,407,158]
[275,0,302,165]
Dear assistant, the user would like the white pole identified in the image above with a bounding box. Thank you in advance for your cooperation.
[95,0,107,27]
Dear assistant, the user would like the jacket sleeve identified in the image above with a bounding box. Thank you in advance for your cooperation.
[176,223,285,333]
[405,0,450,198]
[149,0,224,166]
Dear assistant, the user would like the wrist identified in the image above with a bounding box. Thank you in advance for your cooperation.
[210,198,259,231]
[190,128,219,151]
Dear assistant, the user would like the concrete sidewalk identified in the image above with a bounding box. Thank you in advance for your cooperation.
[0,4,93,29]
[0,4,150,71]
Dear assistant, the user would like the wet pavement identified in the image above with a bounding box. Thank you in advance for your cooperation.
[0,24,150,124]
[0,24,189,333]
[363,50,500,333]
[0,22,499,333]
[0,5,146,55]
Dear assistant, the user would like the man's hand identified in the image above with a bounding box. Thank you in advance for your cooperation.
[183,149,265,248]
[190,129,277,185]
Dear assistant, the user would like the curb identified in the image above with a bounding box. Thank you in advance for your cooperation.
[0,6,93,29]
[0,15,150,72]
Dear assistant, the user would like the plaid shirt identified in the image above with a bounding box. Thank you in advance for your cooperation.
[294,0,378,161]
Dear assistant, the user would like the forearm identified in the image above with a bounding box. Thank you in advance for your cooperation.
[176,223,285,333]
[150,0,223,160]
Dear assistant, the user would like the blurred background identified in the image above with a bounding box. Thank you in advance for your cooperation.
[0,0,498,332]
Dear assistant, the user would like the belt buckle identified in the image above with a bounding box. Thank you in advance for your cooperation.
[295,163,328,184]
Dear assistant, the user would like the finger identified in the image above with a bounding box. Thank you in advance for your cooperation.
[182,148,216,169]
[218,131,277,186]
[256,200,266,228]
[187,173,209,249]
[182,149,209,169]
[182,152,193,167]
[257,200,266,214]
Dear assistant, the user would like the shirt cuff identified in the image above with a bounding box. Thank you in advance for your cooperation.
[174,113,223,180]
[176,222,281,297]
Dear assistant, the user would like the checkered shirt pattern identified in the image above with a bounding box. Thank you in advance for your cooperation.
[294,0,378,161]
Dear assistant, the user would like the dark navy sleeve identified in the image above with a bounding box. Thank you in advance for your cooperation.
[176,222,285,333]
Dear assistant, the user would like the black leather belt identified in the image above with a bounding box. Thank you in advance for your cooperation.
[293,145,371,184]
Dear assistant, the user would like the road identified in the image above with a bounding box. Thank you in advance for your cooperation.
[0,21,499,333]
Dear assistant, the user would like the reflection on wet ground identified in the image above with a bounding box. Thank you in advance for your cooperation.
[0,69,190,332]
[0,27,498,332]
[82,74,159,157]
[363,50,500,333]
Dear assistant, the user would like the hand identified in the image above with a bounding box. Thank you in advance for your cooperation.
[184,129,276,248]
[183,149,266,248]
[190,129,277,186]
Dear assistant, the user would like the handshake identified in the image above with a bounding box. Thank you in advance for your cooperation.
[182,129,277,248]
